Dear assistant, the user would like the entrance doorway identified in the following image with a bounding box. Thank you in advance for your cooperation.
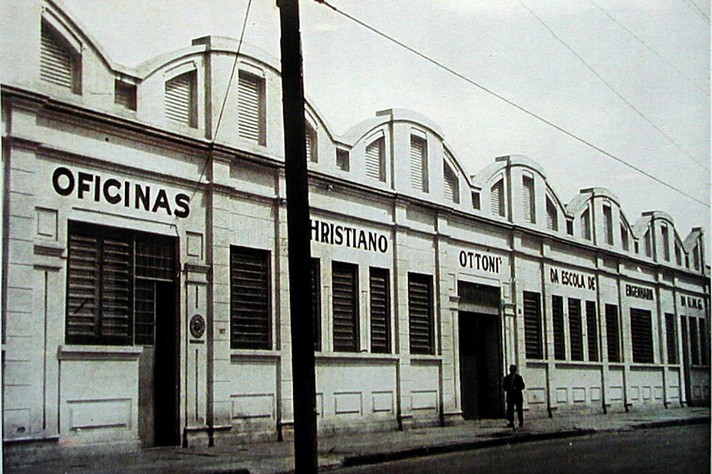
[458,282,503,420]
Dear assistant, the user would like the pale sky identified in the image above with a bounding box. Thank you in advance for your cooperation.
[62,0,710,246]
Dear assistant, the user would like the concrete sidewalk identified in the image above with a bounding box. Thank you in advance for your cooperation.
[4,407,709,474]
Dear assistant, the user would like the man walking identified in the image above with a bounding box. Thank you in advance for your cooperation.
[503,364,525,431]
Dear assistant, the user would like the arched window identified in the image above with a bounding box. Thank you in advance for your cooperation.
[165,71,197,128]
[491,178,505,217]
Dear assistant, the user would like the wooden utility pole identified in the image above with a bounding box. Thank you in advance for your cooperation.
[277,0,318,472]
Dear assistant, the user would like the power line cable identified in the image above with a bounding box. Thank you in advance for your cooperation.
[681,0,710,22]
[313,0,709,208]
[518,0,709,172]
[589,0,709,95]
[188,0,254,206]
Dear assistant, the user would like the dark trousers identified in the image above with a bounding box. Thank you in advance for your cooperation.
[506,392,523,426]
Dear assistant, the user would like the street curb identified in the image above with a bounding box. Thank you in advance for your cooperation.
[338,416,711,469]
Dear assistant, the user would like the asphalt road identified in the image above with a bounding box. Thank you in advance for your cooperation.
[335,424,710,474]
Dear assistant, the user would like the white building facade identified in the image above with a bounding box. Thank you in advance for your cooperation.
[2,0,709,453]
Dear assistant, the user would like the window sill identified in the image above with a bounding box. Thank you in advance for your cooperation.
[230,350,280,362]
[57,345,143,361]
[316,352,398,364]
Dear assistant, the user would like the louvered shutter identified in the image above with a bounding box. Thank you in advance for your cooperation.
[100,238,132,341]
[311,259,321,351]
[370,268,390,353]
[568,298,583,361]
[410,136,427,192]
[603,205,613,244]
[238,73,262,142]
[332,262,358,352]
[165,72,195,127]
[41,24,74,90]
[443,162,459,203]
[586,301,599,361]
[665,313,677,364]
[546,197,557,231]
[552,295,565,360]
[581,210,591,240]
[365,138,385,181]
[523,291,542,359]
[630,308,653,363]
[605,304,621,362]
[67,233,100,341]
[231,248,270,349]
[522,176,534,223]
[408,273,433,355]
[306,126,317,162]
[491,179,504,217]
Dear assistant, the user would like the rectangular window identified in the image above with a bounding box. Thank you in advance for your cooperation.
[365,137,386,182]
[581,209,591,240]
[700,319,708,366]
[115,80,137,110]
[586,300,599,362]
[603,204,613,245]
[369,268,390,353]
[238,71,265,144]
[491,179,505,217]
[311,258,321,351]
[522,175,535,223]
[306,125,318,163]
[66,222,175,346]
[605,304,621,362]
[693,245,701,271]
[165,71,197,128]
[630,308,654,363]
[621,223,629,251]
[661,225,670,261]
[443,161,460,203]
[523,291,543,359]
[230,247,270,349]
[681,316,689,364]
[410,135,428,192]
[569,298,583,361]
[552,295,566,360]
[408,273,434,355]
[546,197,558,231]
[665,313,677,364]
[332,262,359,352]
[644,230,652,257]
[566,218,574,236]
[336,148,350,171]
[690,317,700,365]
[675,242,682,266]
[471,191,481,210]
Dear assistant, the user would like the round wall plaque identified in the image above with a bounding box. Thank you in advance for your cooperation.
[190,314,206,339]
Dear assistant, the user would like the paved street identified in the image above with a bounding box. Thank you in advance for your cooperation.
[335,424,710,474]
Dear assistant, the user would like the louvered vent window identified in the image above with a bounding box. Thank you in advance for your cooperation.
[165,72,196,128]
[665,313,677,364]
[661,225,670,261]
[306,124,318,162]
[693,244,701,270]
[491,179,505,217]
[66,222,175,346]
[605,304,621,362]
[621,223,630,251]
[230,247,270,350]
[581,209,591,240]
[586,301,599,362]
[443,161,459,203]
[675,242,682,266]
[365,137,385,181]
[546,197,558,231]
[311,258,321,351]
[643,229,652,257]
[523,291,543,359]
[522,175,535,223]
[40,22,80,93]
[630,308,653,363]
[332,262,359,352]
[408,273,434,355]
[115,80,137,111]
[238,71,265,144]
[552,295,566,360]
[603,204,613,245]
[369,268,390,354]
[410,135,428,192]
[569,298,583,361]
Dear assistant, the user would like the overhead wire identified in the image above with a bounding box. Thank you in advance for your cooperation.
[589,0,709,95]
[187,0,254,206]
[518,0,709,172]
[314,0,709,208]
[681,0,710,23]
